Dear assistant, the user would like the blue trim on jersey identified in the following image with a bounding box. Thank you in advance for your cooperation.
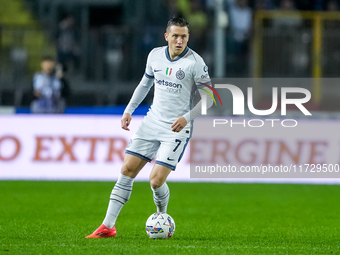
[178,137,190,163]
[165,46,189,62]
[145,72,154,79]
[155,160,176,171]
[126,150,152,162]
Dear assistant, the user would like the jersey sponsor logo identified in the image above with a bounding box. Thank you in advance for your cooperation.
[201,74,209,79]
[155,79,182,88]
[176,68,185,80]
[203,65,208,72]
[166,67,172,76]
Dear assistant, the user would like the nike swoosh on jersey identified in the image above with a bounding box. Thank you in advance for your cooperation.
[154,69,162,72]
[167,157,175,161]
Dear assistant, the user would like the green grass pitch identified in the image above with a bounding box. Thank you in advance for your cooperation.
[0,181,339,254]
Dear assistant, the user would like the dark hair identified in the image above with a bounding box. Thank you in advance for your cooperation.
[42,56,55,62]
[166,16,189,33]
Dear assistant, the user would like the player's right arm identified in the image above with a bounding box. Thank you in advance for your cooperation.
[122,51,155,131]
[121,113,132,131]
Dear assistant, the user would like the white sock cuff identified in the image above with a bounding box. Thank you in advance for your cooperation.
[117,174,134,186]
[152,182,168,193]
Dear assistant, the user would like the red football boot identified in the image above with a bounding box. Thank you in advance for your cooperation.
[86,224,117,238]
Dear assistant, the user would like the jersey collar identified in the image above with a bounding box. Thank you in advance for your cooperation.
[165,46,189,62]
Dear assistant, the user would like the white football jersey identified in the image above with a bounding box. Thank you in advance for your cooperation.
[147,46,211,128]
[125,46,212,133]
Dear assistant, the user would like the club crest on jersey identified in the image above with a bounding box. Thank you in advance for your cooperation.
[176,68,185,80]
[166,67,172,76]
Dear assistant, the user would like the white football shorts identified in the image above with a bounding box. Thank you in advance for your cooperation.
[125,119,191,170]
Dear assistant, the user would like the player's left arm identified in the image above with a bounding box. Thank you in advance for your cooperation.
[171,116,187,132]
[172,61,213,132]
[180,61,213,126]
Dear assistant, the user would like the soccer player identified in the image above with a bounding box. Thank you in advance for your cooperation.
[86,16,213,238]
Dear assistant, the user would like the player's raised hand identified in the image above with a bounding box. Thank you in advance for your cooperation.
[171,116,187,132]
[121,113,132,131]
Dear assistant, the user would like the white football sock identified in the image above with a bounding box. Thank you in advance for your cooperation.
[102,174,134,228]
[152,182,170,213]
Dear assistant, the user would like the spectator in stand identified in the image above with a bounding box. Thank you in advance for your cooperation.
[225,0,253,76]
[177,0,208,54]
[256,0,275,10]
[56,14,79,74]
[280,0,296,10]
[273,0,302,28]
[56,63,71,107]
[327,0,339,11]
[30,57,65,114]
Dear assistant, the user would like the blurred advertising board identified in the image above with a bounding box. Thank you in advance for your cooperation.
[0,115,339,184]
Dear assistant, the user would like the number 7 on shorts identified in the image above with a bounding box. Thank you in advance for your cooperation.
[173,139,182,152]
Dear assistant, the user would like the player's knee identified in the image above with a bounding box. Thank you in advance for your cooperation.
[121,162,138,177]
[150,178,163,190]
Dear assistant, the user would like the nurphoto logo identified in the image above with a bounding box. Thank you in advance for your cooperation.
[201,84,312,128]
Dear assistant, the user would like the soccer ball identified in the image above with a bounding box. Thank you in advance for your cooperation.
[145,212,175,239]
